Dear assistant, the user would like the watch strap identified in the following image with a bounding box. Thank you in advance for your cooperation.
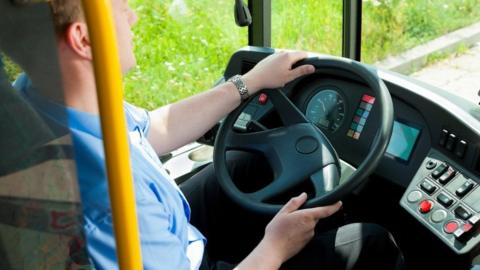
[228,75,249,101]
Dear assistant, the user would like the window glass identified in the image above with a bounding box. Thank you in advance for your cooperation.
[126,0,247,109]
[272,0,343,56]
[362,0,480,102]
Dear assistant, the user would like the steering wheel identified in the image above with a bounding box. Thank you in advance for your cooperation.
[214,57,394,215]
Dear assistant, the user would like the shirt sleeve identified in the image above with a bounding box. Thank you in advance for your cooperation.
[85,200,193,270]
[124,102,151,136]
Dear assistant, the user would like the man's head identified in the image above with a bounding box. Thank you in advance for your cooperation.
[49,0,138,74]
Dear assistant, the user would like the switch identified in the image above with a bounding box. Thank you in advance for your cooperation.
[453,223,474,242]
[445,133,457,151]
[431,163,448,179]
[439,129,449,146]
[454,206,472,220]
[437,192,454,208]
[468,213,480,226]
[420,180,437,195]
[454,140,468,159]
[456,181,474,198]
[438,167,456,185]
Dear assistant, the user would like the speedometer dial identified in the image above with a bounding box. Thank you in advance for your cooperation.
[306,89,345,132]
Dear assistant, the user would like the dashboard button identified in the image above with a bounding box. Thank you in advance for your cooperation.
[456,181,474,198]
[468,214,480,226]
[437,192,454,208]
[439,129,448,146]
[431,210,447,223]
[453,223,474,242]
[258,93,268,105]
[446,133,457,151]
[407,190,423,203]
[454,206,472,220]
[419,200,433,214]
[444,220,459,234]
[454,140,468,159]
[431,163,448,179]
[426,160,437,170]
[438,168,456,185]
[420,180,437,195]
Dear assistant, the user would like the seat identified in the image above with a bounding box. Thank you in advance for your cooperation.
[0,1,93,269]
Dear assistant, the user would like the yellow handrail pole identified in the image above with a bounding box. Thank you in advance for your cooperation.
[81,0,142,269]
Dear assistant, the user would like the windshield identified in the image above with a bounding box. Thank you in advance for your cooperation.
[362,0,480,103]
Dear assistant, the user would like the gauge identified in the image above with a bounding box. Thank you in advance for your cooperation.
[305,89,345,132]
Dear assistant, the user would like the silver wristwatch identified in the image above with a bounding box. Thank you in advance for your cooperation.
[228,75,249,101]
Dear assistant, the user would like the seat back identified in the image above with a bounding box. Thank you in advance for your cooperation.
[0,1,92,269]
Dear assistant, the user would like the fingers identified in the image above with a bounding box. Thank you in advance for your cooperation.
[279,51,315,81]
[288,64,315,81]
[300,201,343,220]
[283,50,309,63]
[279,192,308,214]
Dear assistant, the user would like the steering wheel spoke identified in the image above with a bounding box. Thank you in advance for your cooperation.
[310,164,340,197]
[265,89,310,126]
[225,128,284,153]
[247,174,299,203]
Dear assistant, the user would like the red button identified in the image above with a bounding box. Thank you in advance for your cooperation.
[258,93,268,105]
[444,221,459,234]
[362,94,376,104]
[463,223,473,232]
[419,200,433,214]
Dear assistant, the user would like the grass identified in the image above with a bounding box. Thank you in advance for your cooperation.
[125,0,480,109]
[424,42,471,67]
[2,1,480,109]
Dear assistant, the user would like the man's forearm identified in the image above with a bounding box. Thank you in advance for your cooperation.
[235,239,283,270]
[147,81,243,155]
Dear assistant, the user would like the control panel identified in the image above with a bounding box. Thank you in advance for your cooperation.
[401,150,480,254]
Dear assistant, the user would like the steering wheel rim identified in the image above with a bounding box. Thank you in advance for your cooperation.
[214,57,394,215]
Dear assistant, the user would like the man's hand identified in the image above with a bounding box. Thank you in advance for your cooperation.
[235,193,342,270]
[242,51,315,94]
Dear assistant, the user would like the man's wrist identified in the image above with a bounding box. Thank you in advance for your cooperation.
[241,73,260,94]
[256,238,284,268]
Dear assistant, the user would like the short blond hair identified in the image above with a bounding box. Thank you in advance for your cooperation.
[48,0,84,35]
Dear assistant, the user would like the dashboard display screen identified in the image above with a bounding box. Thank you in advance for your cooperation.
[386,121,421,162]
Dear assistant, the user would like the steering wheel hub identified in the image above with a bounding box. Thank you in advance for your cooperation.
[296,136,319,154]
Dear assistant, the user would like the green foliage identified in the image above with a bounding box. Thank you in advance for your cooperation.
[3,1,480,109]
[126,0,480,109]
[1,54,21,82]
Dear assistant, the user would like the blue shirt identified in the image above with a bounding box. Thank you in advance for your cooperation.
[15,75,206,270]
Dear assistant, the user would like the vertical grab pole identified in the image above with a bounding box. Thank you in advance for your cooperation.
[342,0,362,61]
[81,0,142,269]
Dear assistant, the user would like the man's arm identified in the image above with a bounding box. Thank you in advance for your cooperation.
[147,51,315,156]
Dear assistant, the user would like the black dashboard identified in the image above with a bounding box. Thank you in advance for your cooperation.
[223,46,480,256]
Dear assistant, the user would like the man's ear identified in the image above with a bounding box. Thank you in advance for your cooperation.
[64,22,92,60]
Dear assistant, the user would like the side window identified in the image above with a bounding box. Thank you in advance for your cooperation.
[271,1,343,56]
[362,0,480,102]
[126,0,248,109]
